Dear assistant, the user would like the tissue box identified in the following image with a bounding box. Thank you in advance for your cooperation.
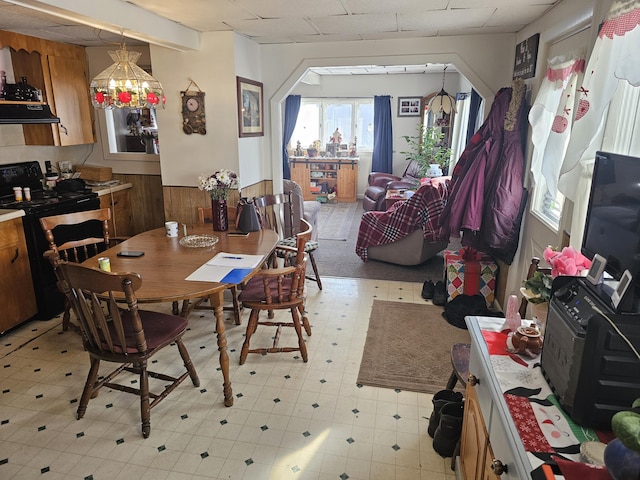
[444,248,498,305]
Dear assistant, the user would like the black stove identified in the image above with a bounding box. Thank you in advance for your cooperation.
[1,161,101,320]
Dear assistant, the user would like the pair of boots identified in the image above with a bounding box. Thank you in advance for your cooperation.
[428,389,464,458]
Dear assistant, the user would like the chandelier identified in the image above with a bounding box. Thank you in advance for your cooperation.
[428,65,456,115]
[90,44,165,109]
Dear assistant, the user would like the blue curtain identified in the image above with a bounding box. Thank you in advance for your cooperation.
[371,95,393,173]
[282,95,301,179]
[466,89,482,145]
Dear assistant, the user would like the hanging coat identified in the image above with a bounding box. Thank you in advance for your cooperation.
[439,80,528,264]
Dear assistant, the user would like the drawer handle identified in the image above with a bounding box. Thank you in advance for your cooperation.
[10,247,19,264]
[490,459,508,476]
[468,374,479,386]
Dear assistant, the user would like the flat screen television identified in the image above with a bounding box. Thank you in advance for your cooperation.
[582,151,640,281]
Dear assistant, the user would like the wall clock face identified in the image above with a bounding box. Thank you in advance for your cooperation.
[181,91,206,135]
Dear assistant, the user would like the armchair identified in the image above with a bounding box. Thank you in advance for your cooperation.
[363,160,421,211]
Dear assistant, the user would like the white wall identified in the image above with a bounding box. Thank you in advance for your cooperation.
[150,32,239,187]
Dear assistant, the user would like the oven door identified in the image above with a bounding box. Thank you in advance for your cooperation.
[22,196,101,320]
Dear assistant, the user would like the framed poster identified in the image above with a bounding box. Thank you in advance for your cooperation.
[513,33,540,79]
[397,97,422,117]
[236,76,264,137]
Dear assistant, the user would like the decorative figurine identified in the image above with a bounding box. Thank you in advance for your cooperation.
[330,128,342,144]
[295,140,303,156]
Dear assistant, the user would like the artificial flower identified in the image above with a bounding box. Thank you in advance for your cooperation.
[198,169,240,201]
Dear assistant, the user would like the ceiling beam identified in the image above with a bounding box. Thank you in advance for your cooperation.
[5,0,201,50]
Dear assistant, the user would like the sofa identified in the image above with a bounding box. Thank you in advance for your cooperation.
[363,160,422,211]
[283,179,320,241]
[356,177,450,265]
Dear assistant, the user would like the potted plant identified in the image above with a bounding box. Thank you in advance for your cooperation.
[400,124,452,177]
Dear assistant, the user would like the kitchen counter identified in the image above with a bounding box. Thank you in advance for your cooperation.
[0,208,25,222]
[91,182,133,196]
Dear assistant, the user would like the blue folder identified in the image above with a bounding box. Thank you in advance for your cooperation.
[220,268,253,284]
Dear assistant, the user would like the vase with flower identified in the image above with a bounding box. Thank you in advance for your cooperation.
[198,169,240,231]
[521,246,592,330]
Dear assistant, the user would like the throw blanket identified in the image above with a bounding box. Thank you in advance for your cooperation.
[356,178,449,261]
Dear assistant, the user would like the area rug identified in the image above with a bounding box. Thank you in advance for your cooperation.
[357,300,471,394]
[316,201,360,240]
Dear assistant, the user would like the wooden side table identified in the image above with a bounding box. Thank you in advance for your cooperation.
[384,189,414,210]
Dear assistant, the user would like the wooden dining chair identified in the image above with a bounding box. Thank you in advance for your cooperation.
[253,193,322,289]
[40,208,113,332]
[176,205,242,324]
[238,218,313,364]
[519,257,552,319]
[53,257,199,438]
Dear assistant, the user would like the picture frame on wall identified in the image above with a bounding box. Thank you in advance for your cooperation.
[236,76,264,137]
[397,97,422,117]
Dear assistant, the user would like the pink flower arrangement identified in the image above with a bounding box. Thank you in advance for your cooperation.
[543,246,592,277]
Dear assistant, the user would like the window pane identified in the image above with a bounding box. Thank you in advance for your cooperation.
[357,102,374,150]
[325,103,352,146]
[291,103,320,150]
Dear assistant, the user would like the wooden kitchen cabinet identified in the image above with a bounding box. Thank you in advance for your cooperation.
[289,157,358,202]
[100,188,134,238]
[0,29,95,146]
[0,218,37,333]
[460,384,500,480]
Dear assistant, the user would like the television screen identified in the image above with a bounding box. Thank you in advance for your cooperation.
[582,151,640,280]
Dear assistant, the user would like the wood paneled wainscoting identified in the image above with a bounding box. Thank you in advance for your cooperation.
[162,180,272,227]
[112,174,165,235]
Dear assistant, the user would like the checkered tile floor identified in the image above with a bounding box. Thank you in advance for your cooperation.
[0,277,456,480]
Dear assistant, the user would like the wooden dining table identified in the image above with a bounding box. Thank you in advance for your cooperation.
[81,225,279,407]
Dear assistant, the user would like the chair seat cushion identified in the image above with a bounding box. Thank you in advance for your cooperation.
[101,311,188,354]
[276,238,318,256]
[239,276,294,303]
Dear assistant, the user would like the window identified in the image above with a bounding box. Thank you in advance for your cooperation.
[532,79,640,229]
[290,98,374,152]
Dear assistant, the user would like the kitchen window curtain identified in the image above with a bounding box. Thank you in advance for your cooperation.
[282,95,301,179]
[559,0,640,199]
[558,0,640,249]
[528,50,586,197]
[371,95,393,173]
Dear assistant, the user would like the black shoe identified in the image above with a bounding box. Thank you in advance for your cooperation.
[433,281,447,306]
[433,402,464,457]
[421,280,435,299]
[428,390,464,437]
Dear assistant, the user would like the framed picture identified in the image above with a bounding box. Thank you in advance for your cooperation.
[397,97,422,117]
[236,76,264,137]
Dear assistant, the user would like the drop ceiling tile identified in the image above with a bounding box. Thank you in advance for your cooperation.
[360,30,439,40]
[0,5,64,29]
[399,8,494,31]
[128,0,258,24]
[451,0,556,7]
[226,18,318,37]
[310,13,398,35]
[233,0,347,18]
[486,5,551,27]
[345,0,448,15]
[440,25,524,36]
[288,33,365,43]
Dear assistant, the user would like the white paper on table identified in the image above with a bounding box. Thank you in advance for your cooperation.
[185,264,233,283]
[206,252,265,268]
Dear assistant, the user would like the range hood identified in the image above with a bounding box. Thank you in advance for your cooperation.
[0,103,60,124]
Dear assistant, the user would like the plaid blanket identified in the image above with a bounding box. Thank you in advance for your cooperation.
[356,178,449,261]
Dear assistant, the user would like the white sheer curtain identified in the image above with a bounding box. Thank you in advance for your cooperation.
[559,0,640,199]
[449,92,470,173]
[528,51,586,197]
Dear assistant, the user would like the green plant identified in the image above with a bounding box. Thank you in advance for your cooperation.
[400,125,452,177]
[612,398,640,454]
[521,271,553,303]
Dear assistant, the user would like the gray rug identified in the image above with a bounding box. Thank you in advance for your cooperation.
[314,200,458,282]
[317,201,359,240]
[357,300,471,394]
